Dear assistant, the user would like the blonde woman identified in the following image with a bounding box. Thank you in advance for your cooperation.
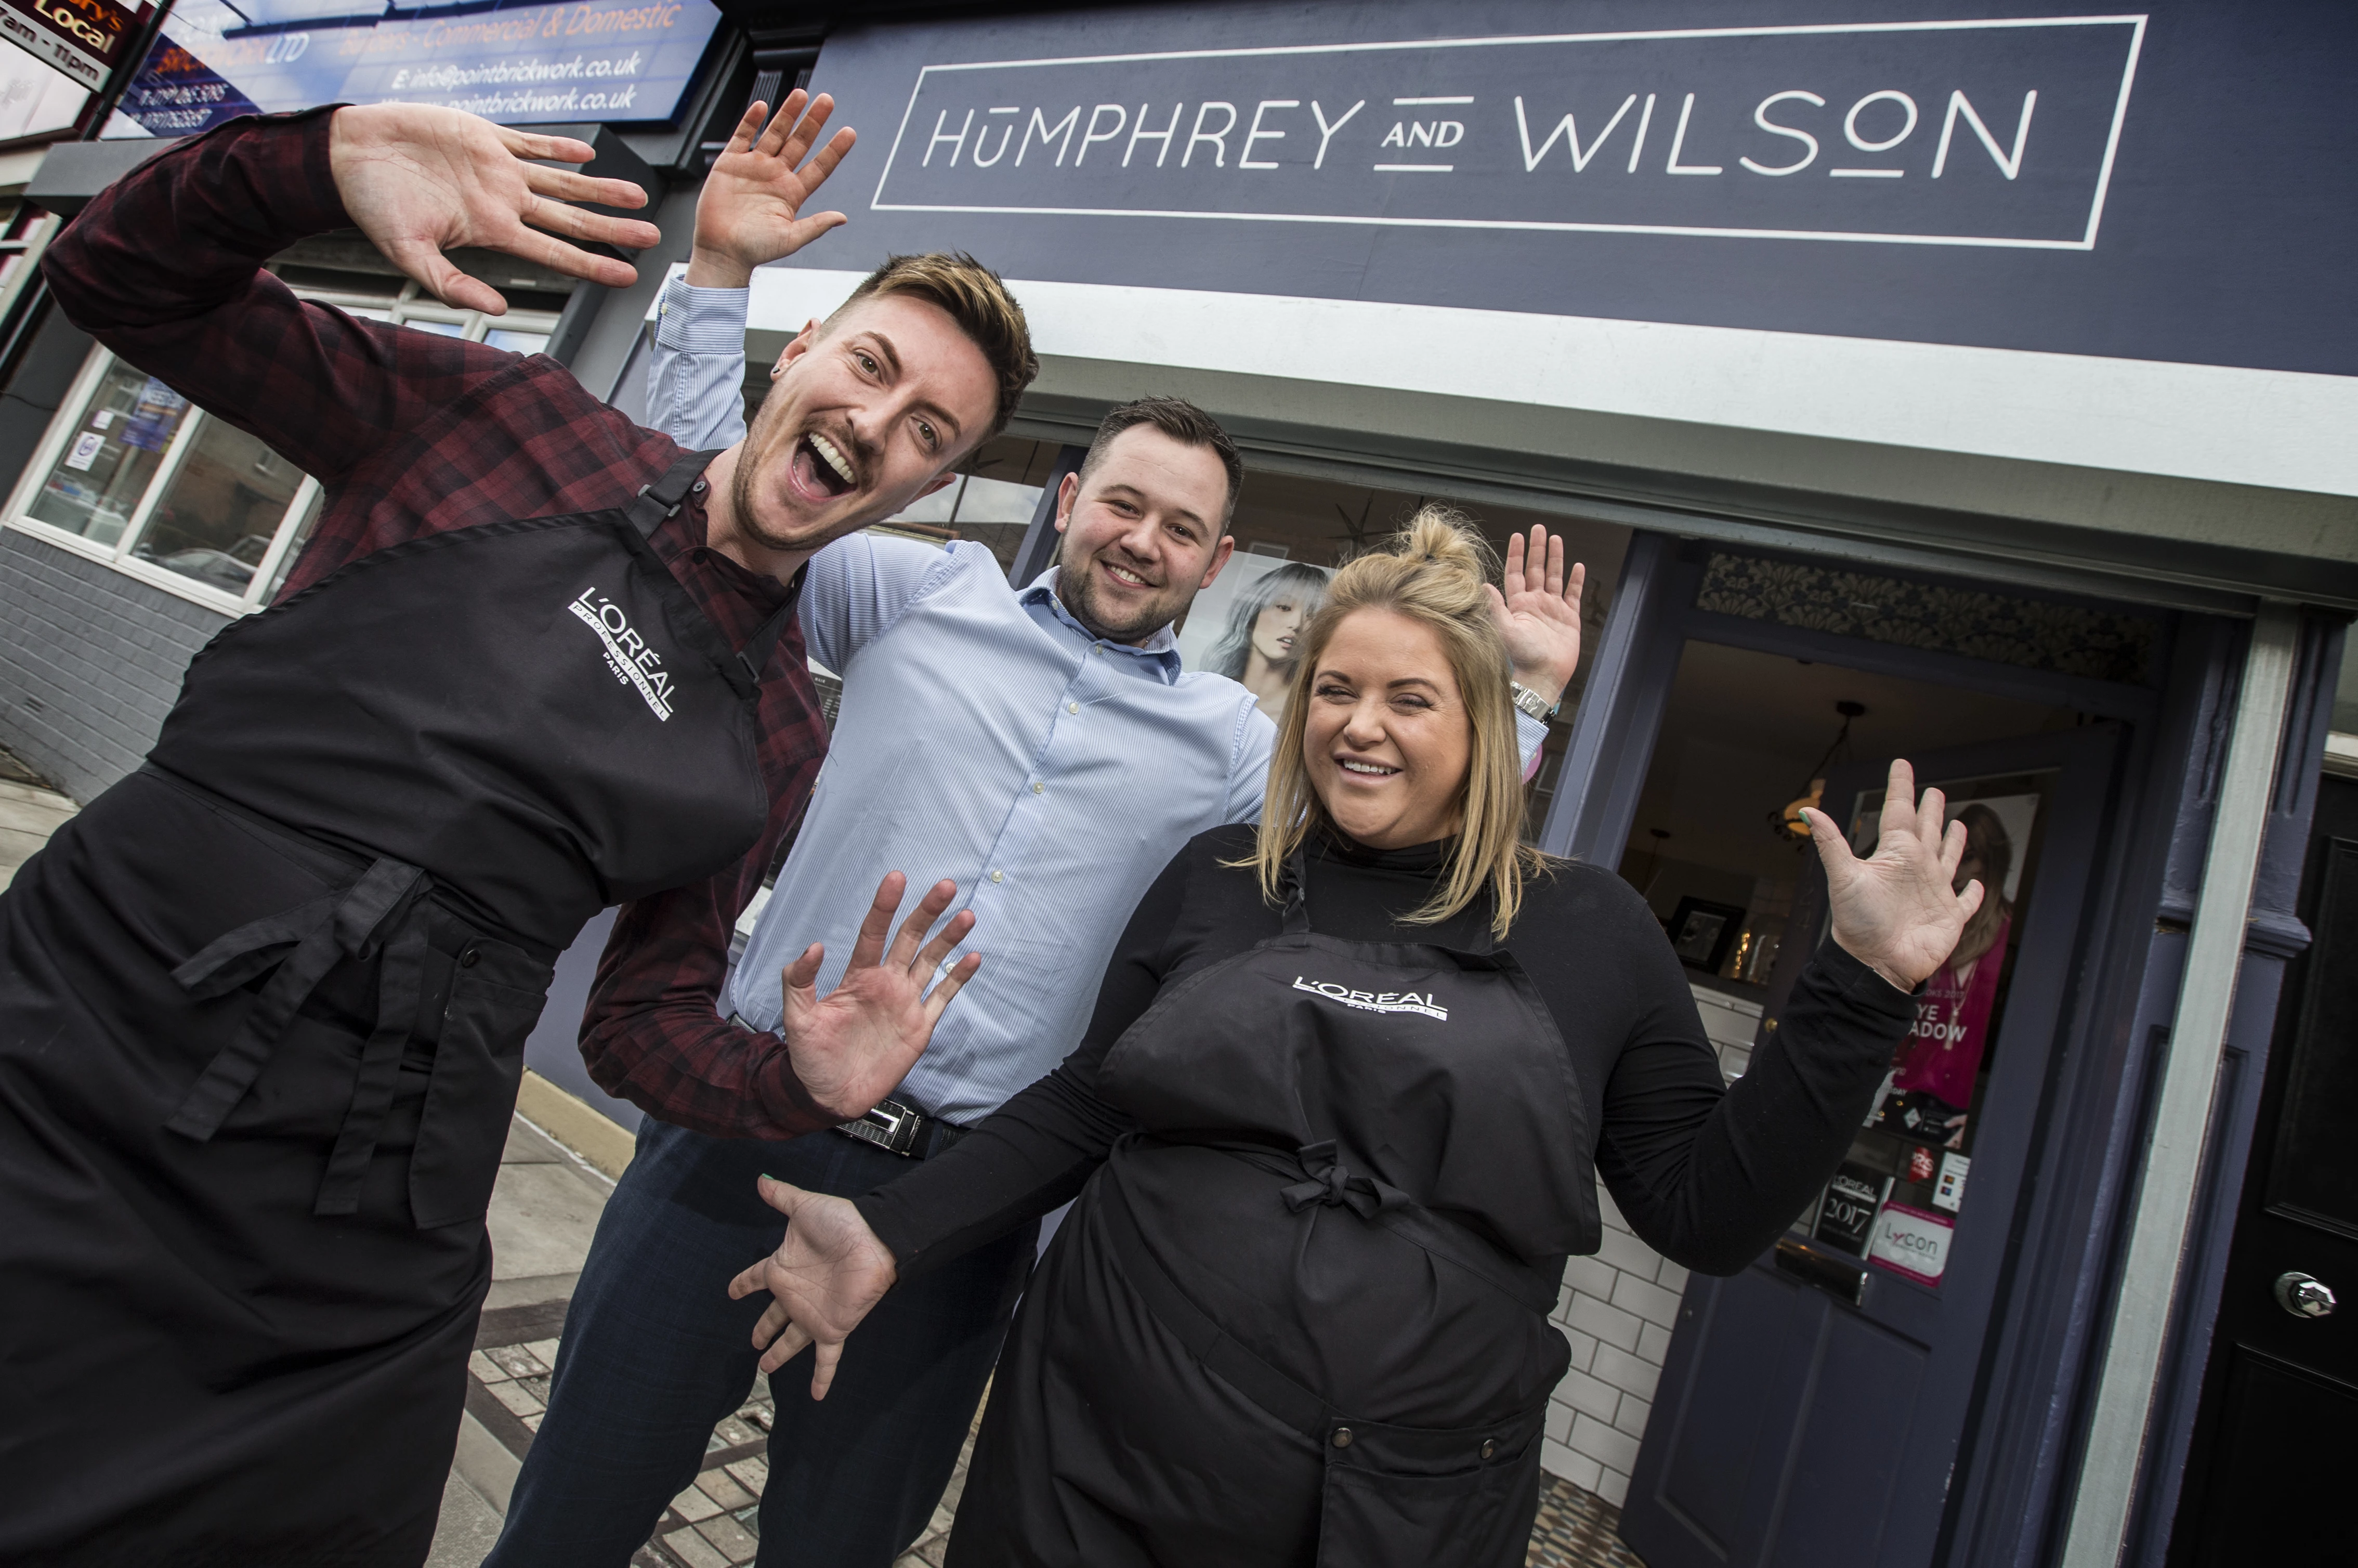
[729,512,1981,1567]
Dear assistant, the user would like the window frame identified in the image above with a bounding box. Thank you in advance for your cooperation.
[2,287,559,617]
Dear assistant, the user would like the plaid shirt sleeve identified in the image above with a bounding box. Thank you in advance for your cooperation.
[49,108,847,1138]
[42,108,490,488]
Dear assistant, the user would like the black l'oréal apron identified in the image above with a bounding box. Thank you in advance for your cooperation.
[949,854,1592,1568]
[0,451,789,1566]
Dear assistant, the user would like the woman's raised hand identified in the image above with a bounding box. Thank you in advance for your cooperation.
[1801,759,1984,993]
[728,1178,899,1392]
[779,872,980,1121]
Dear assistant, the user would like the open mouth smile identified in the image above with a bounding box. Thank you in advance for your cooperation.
[791,430,859,502]
[1337,757,1400,777]
[1102,561,1155,591]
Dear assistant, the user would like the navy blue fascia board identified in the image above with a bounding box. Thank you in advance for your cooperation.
[794,0,2357,380]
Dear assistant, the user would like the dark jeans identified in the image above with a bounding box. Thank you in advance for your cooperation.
[484,1119,1036,1568]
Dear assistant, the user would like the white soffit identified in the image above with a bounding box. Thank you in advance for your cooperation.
[679,264,2358,500]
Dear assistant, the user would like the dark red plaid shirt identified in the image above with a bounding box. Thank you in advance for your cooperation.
[46,109,835,1140]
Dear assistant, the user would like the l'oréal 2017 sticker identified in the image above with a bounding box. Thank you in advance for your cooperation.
[1866,1201,1955,1287]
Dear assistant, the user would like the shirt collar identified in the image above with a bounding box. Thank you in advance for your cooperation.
[1021,566,1185,681]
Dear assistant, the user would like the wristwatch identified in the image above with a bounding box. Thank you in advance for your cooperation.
[1511,681,1561,722]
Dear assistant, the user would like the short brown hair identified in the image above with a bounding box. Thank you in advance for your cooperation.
[827,253,1038,443]
[1080,396,1244,522]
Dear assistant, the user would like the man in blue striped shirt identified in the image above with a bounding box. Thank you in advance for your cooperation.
[490,97,1587,1568]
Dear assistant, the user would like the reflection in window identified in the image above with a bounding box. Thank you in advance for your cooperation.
[873,471,1046,577]
[28,367,192,545]
[484,329,550,356]
[133,418,306,595]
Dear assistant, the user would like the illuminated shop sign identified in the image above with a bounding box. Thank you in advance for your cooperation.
[1,0,149,93]
[872,17,2145,250]
[112,0,719,135]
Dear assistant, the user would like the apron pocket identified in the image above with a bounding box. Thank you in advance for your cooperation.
[1315,1409,1545,1568]
[409,971,549,1229]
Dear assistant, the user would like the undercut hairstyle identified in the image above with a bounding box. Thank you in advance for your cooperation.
[1249,505,1553,939]
[826,253,1038,444]
[1079,396,1245,524]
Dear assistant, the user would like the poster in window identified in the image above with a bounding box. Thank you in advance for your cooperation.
[1175,553,1333,724]
[1872,792,2039,1151]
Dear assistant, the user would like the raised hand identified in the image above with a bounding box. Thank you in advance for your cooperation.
[781,871,980,1120]
[686,92,858,289]
[1802,759,1984,992]
[1483,524,1587,710]
[328,104,661,315]
[727,1177,899,1390]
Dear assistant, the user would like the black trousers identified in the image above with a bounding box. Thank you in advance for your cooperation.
[486,1119,1036,1568]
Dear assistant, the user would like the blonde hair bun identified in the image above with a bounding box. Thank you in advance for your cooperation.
[1392,504,1497,582]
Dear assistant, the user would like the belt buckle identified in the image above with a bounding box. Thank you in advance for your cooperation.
[839,1096,924,1157]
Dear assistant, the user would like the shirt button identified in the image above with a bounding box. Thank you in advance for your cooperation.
[1031,781,1044,795]
[990,869,1004,883]
[1479,1439,1498,1460]
[459,949,479,969]
[1067,701,1079,714]
[1331,1427,1354,1449]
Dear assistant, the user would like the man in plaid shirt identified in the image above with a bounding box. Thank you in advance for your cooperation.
[44,95,1026,1138]
[0,93,1037,1563]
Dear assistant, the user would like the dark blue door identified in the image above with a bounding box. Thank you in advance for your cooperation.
[1622,723,2121,1568]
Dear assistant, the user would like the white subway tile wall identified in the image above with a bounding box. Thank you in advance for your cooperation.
[1538,983,1762,1505]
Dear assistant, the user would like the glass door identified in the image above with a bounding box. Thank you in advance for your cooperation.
[1622,720,2122,1568]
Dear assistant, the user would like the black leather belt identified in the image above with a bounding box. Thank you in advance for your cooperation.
[834,1094,967,1160]
[725,1015,966,1159]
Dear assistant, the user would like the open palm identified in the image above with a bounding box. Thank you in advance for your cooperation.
[1802,759,1984,991]
[781,871,981,1120]
[1483,524,1587,704]
[689,92,858,288]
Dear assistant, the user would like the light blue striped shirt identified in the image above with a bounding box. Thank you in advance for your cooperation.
[651,277,1543,1121]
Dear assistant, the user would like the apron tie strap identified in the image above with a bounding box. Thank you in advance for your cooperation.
[1279,1141,1414,1221]
[313,919,431,1217]
[163,857,427,1146]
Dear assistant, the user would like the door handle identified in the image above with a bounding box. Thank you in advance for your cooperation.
[2273,1272,2337,1319]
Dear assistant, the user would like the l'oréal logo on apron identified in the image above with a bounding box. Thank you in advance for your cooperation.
[1292,976,1448,1022]
[569,586,674,722]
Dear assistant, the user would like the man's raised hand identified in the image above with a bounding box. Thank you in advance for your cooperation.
[329,104,661,315]
[686,92,858,289]
[1802,759,1983,993]
[780,871,980,1121]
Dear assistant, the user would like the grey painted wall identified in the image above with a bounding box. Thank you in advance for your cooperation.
[0,528,228,802]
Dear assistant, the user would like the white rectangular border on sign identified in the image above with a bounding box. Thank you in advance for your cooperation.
[871,14,2150,251]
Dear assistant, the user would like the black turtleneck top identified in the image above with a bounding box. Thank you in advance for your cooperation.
[857,824,1915,1278]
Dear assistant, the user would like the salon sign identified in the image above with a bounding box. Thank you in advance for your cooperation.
[872,16,2145,250]
[0,0,148,92]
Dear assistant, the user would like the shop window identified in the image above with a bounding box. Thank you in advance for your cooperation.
[1621,635,2090,1291]
[25,361,194,546]
[132,417,308,596]
[869,435,1064,577]
[6,286,558,615]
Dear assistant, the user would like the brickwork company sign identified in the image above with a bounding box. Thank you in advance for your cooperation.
[872,17,2146,250]
[1,0,149,93]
